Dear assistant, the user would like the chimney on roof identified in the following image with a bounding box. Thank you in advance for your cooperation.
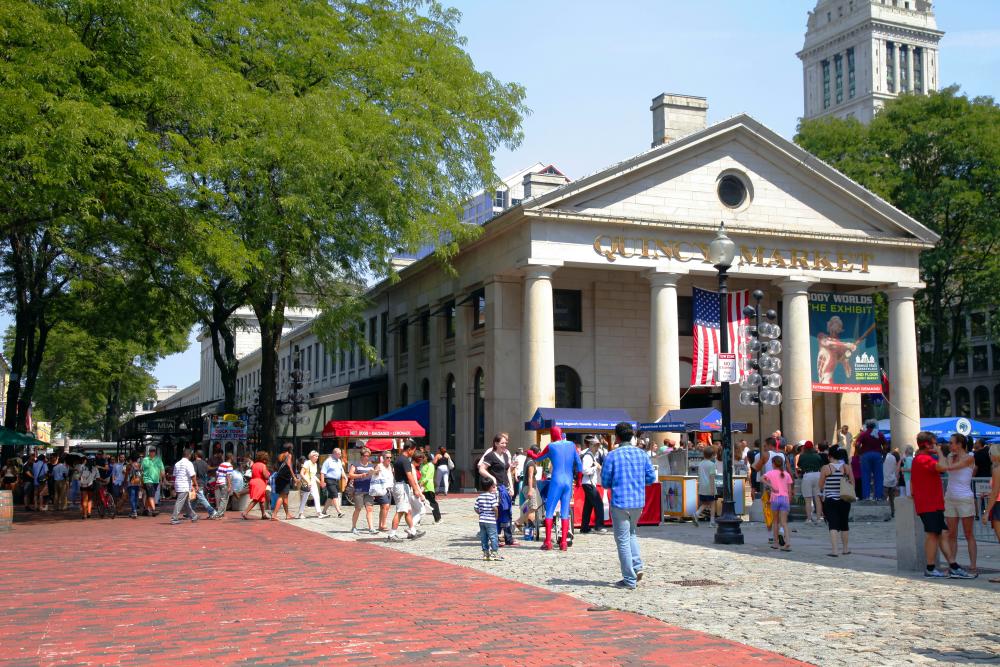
[522,168,569,200]
[650,93,708,147]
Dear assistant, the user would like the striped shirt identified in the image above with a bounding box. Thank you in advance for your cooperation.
[216,461,234,485]
[475,491,498,524]
[823,462,846,499]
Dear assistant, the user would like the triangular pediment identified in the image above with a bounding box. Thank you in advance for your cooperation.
[523,114,938,246]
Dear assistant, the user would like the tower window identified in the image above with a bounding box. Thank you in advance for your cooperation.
[914,47,924,93]
[886,43,896,93]
[900,45,909,92]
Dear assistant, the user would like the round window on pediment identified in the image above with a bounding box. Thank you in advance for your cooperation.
[717,172,751,209]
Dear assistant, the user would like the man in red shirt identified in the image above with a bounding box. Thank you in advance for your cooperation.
[910,431,973,578]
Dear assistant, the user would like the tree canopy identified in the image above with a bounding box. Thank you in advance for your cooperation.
[796,87,1000,415]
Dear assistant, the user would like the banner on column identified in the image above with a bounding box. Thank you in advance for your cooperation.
[808,292,881,393]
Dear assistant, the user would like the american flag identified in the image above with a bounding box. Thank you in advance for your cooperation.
[691,287,750,387]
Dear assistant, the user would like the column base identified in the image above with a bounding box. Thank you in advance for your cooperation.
[713,502,744,545]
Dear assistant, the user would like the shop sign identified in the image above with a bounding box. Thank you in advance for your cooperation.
[808,292,881,393]
[592,234,874,273]
[716,353,738,383]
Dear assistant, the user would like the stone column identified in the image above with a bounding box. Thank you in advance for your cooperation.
[905,45,914,93]
[779,278,816,446]
[522,265,556,422]
[888,286,921,452]
[647,271,683,421]
[892,41,901,93]
[921,48,930,92]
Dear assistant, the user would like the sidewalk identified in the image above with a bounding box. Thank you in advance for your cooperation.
[0,511,806,666]
[292,497,1000,667]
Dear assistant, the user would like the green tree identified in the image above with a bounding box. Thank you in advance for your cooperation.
[166,1,526,448]
[0,1,191,430]
[797,87,1000,415]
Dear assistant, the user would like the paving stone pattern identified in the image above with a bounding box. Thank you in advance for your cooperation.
[292,496,1000,667]
[0,510,805,667]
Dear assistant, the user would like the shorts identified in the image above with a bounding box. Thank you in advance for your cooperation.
[770,496,790,512]
[919,510,946,535]
[355,493,374,507]
[698,494,716,503]
[143,483,158,498]
[991,504,1000,522]
[523,488,542,512]
[943,496,975,518]
[273,476,291,495]
[801,472,821,498]
[372,492,390,506]
[823,497,851,532]
[392,483,413,513]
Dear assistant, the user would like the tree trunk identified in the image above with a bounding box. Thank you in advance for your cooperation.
[208,294,240,414]
[103,378,122,442]
[252,290,287,456]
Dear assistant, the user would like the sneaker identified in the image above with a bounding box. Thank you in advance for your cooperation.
[595,528,608,534]
[612,580,636,590]
[386,534,403,542]
[949,567,976,579]
[190,518,198,523]
[316,513,329,519]
[483,552,492,561]
[924,569,947,578]
[636,570,644,582]
[351,528,360,535]
[407,530,426,540]
[778,533,786,547]
[369,528,379,535]
[170,519,182,525]
[491,551,505,561]
[129,513,137,519]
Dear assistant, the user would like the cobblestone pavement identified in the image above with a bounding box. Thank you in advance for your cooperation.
[293,495,1000,667]
[0,508,804,667]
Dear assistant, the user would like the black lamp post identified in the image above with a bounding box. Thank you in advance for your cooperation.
[709,222,744,545]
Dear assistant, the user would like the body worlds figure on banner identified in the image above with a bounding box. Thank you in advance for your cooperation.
[809,293,881,393]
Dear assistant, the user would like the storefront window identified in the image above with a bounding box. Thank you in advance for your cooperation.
[955,387,971,417]
[553,290,582,332]
[975,386,991,418]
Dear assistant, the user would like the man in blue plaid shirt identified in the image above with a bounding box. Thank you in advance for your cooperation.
[601,421,656,590]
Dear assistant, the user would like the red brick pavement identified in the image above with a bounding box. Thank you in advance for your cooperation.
[0,512,810,666]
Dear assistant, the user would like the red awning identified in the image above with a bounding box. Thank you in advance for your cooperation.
[364,439,394,452]
[321,420,426,439]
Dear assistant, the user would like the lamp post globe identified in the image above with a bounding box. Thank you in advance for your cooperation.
[712,220,744,545]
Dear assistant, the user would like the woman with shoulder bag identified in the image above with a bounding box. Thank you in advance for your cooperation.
[819,448,855,557]
[372,451,395,532]
[434,447,453,495]
[242,451,271,520]
[126,454,143,519]
[271,451,296,520]
[296,451,326,520]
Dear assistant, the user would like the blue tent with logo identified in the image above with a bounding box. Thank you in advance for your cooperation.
[524,407,634,432]
[875,416,1000,442]
[639,408,747,433]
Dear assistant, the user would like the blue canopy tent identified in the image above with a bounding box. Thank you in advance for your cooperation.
[875,416,1000,442]
[640,407,748,433]
[374,400,430,432]
[524,407,634,434]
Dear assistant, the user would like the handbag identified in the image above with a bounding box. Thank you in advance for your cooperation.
[839,472,857,503]
[447,457,455,471]
[188,488,197,501]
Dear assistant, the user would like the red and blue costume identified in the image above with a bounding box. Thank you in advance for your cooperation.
[527,426,582,551]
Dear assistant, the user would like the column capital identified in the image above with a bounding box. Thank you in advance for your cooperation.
[885,284,920,302]
[645,270,684,288]
[775,276,819,296]
[521,262,560,280]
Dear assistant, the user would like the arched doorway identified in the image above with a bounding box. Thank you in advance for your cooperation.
[555,365,581,409]
[955,387,971,417]
[974,385,990,419]
[939,389,951,417]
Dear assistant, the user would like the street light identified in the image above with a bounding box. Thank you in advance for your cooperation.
[709,222,744,545]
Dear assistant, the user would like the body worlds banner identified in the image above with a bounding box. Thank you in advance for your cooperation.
[808,292,881,393]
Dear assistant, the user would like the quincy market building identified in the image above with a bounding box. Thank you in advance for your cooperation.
[216,94,937,485]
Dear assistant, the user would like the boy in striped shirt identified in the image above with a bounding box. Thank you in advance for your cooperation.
[475,478,502,561]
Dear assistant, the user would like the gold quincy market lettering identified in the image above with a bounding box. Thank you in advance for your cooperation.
[591,235,873,273]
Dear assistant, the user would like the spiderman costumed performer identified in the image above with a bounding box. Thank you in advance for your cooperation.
[526,426,582,551]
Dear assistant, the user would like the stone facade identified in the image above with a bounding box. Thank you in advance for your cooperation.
[799,0,942,123]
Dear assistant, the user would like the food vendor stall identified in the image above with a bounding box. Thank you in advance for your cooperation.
[319,419,426,491]
[639,408,748,520]
[524,407,661,527]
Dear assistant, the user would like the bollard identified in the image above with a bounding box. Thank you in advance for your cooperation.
[895,496,934,573]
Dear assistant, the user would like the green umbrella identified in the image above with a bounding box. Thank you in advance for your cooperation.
[0,427,46,448]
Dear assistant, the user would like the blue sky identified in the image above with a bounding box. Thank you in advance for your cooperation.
[4,1,998,389]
